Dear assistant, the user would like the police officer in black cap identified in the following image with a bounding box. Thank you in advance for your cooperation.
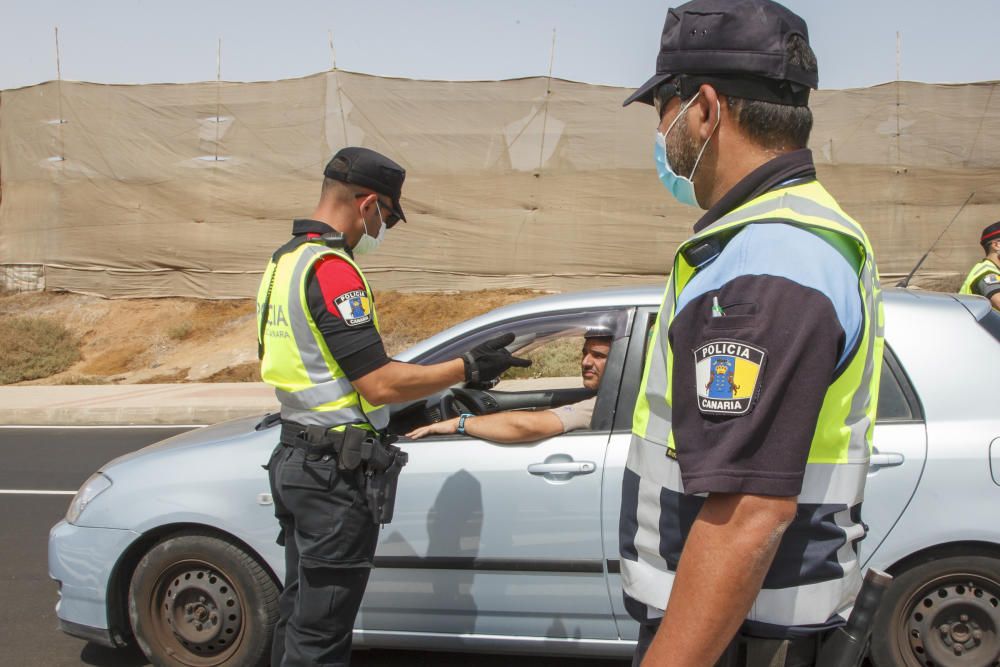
[959,221,1000,309]
[619,1,884,665]
[256,146,529,666]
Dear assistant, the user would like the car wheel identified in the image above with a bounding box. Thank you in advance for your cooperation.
[128,532,279,667]
[870,555,1000,667]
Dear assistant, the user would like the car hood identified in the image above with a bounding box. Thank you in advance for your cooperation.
[102,414,272,471]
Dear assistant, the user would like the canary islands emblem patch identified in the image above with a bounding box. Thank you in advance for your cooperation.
[334,290,372,327]
[693,340,766,416]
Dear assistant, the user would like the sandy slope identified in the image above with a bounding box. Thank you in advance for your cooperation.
[0,289,544,385]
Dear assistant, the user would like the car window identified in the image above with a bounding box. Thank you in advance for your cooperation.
[415,308,632,432]
[978,309,1000,343]
[875,359,911,421]
[876,347,923,423]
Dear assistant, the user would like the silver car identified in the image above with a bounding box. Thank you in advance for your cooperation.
[49,287,1000,667]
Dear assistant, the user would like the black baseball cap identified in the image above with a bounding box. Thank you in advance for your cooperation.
[323,147,407,225]
[981,222,1000,246]
[623,0,818,108]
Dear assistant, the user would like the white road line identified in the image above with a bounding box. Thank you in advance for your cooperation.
[0,424,204,430]
[0,489,76,495]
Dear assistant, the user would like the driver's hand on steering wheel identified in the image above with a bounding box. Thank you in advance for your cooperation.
[407,417,460,440]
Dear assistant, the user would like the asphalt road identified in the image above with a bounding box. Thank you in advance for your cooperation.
[1,426,630,667]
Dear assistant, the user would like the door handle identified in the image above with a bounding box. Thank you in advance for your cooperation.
[870,452,904,469]
[528,461,596,476]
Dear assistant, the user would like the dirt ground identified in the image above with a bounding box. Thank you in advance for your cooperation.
[0,288,546,385]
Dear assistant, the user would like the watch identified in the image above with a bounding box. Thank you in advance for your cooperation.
[457,413,473,435]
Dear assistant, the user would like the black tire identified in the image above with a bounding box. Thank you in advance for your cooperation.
[870,555,1000,667]
[128,532,279,667]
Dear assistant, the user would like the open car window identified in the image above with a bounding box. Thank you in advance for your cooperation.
[391,308,633,434]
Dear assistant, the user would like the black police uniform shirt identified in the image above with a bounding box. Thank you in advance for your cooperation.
[668,150,864,497]
[294,219,391,382]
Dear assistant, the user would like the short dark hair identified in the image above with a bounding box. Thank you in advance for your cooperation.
[724,35,817,150]
[320,175,353,202]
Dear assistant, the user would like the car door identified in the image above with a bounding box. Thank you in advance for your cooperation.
[357,308,632,641]
[859,346,928,564]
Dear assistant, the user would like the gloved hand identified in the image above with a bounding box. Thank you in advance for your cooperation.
[462,332,531,384]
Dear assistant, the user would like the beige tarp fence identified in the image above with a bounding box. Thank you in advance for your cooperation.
[1,71,998,297]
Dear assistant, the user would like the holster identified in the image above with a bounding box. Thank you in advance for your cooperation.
[362,435,408,525]
[280,421,408,525]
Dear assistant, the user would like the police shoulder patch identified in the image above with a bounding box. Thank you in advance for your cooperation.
[985,273,1000,285]
[333,289,372,327]
[693,340,766,416]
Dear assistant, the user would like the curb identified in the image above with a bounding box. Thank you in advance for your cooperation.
[0,383,279,427]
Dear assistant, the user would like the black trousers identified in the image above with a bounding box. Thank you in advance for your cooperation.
[633,620,820,667]
[267,443,379,667]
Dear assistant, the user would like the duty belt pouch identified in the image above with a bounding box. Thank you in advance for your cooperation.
[364,438,408,525]
[337,425,368,471]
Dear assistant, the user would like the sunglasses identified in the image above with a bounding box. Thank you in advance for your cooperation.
[354,193,401,228]
[653,80,681,119]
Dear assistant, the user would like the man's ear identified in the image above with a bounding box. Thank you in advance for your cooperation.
[695,84,722,141]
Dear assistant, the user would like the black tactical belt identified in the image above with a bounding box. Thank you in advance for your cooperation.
[279,421,348,453]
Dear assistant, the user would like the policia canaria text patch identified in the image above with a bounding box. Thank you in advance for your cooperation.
[693,341,766,416]
[333,290,372,327]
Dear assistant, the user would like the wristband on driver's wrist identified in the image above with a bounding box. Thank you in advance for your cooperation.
[457,413,473,435]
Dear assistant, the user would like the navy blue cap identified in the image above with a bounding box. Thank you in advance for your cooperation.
[624,0,817,107]
[324,147,407,223]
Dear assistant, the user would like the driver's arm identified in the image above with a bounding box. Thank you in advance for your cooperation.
[407,409,565,444]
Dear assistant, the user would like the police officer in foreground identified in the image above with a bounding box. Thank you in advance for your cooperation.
[959,222,1000,310]
[619,1,884,665]
[256,147,529,667]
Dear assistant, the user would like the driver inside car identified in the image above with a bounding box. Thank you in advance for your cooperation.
[406,333,612,443]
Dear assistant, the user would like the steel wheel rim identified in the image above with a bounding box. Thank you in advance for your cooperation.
[900,573,1000,667]
[149,559,246,666]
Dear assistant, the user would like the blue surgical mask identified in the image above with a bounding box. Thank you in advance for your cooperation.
[654,93,719,208]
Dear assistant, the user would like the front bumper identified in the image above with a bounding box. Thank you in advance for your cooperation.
[48,519,141,646]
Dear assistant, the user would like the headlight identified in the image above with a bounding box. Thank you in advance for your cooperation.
[66,472,112,525]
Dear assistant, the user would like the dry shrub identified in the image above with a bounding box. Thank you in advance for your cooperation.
[167,322,194,341]
[185,300,255,341]
[56,374,110,385]
[0,316,82,384]
[79,342,148,375]
[138,369,191,384]
[204,362,261,383]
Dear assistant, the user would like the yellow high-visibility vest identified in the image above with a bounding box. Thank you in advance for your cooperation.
[959,259,1000,298]
[256,240,387,430]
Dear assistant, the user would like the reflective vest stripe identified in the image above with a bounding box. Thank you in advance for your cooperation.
[275,377,356,410]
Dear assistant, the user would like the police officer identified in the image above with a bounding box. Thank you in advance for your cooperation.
[959,221,1000,310]
[257,146,529,667]
[618,2,884,665]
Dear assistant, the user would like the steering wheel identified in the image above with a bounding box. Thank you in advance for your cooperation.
[438,387,494,420]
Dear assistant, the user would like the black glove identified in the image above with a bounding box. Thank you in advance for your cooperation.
[462,332,531,384]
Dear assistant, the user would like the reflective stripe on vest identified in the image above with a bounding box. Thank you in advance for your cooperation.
[959,259,1000,296]
[256,242,388,430]
[621,180,885,629]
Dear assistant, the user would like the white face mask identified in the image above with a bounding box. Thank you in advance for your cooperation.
[353,200,387,255]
